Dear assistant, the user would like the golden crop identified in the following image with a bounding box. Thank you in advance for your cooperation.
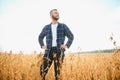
[0,50,120,80]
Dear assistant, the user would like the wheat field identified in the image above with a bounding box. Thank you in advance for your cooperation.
[0,50,120,80]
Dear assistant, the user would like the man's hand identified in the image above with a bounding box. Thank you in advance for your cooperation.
[60,45,67,49]
[42,45,47,50]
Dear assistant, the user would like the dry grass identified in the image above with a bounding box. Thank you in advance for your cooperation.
[0,50,120,80]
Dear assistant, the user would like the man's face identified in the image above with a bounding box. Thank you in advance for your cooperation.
[50,10,59,21]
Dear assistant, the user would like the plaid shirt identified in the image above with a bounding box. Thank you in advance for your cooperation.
[38,22,74,54]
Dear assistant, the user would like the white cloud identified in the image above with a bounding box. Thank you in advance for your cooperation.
[114,6,120,23]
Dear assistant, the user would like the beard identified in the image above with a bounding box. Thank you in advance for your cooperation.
[52,15,59,21]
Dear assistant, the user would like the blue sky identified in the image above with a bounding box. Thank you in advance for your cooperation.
[0,0,14,11]
[1,0,120,10]
[103,0,120,8]
[0,0,120,53]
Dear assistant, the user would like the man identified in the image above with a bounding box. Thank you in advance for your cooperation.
[38,9,74,80]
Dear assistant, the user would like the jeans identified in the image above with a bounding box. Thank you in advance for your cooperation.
[40,47,65,80]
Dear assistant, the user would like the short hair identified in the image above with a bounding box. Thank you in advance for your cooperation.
[50,9,58,15]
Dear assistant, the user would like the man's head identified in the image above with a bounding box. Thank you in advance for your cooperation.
[50,9,59,21]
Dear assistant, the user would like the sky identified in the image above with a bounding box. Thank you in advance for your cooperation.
[0,0,120,53]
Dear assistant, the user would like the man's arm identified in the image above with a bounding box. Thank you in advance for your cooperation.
[64,24,74,48]
[38,26,47,48]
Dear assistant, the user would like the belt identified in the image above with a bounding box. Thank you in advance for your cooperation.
[51,46,57,49]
